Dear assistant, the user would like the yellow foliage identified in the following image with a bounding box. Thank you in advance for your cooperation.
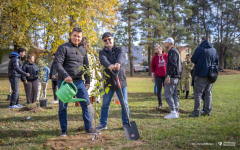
[0,0,119,50]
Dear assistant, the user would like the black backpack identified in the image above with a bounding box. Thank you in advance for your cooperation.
[205,48,218,83]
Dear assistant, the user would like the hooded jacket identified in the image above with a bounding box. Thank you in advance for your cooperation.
[99,46,127,90]
[151,52,168,77]
[54,40,90,83]
[21,61,39,82]
[191,40,219,77]
[8,52,27,77]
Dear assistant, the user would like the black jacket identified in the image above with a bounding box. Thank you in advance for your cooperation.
[53,40,90,84]
[8,52,27,77]
[21,61,39,82]
[166,47,182,78]
[49,61,58,81]
[99,46,127,90]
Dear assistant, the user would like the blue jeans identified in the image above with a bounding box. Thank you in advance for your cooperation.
[58,80,92,131]
[154,80,157,94]
[100,87,129,126]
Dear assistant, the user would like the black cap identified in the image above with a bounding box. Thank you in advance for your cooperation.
[102,32,113,39]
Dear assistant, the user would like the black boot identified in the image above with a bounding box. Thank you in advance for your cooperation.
[185,91,189,99]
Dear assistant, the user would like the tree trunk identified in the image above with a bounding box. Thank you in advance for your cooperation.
[147,7,151,76]
[128,0,134,77]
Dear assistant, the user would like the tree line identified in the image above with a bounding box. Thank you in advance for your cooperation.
[0,0,239,76]
[114,0,240,76]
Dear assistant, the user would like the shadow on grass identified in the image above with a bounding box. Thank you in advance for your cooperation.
[0,129,59,139]
[128,93,156,102]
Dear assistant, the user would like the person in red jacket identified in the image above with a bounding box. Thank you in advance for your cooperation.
[151,44,168,109]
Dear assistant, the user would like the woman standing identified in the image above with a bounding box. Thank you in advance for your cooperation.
[21,55,39,104]
[181,54,194,99]
[151,44,168,109]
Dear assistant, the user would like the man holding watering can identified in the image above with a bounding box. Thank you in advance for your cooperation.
[54,27,95,136]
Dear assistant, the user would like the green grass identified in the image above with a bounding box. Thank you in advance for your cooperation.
[0,75,239,149]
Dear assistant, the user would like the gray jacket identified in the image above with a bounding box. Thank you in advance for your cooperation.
[99,46,127,90]
[53,40,90,84]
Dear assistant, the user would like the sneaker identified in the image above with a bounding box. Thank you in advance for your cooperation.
[201,112,211,116]
[60,131,67,137]
[164,111,178,119]
[85,129,101,135]
[16,104,23,108]
[157,105,162,109]
[9,105,20,109]
[176,112,179,118]
[200,110,204,114]
[96,124,107,131]
[189,113,200,117]
[51,101,58,104]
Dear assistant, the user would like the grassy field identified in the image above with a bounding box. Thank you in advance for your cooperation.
[0,74,239,150]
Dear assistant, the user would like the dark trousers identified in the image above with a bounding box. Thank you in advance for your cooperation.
[24,79,39,104]
[155,76,165,106]
[52,80,58,101]
[9,76,19,106]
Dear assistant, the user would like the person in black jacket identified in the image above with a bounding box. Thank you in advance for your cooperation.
[96,32,129,131]
[49,53,58,104]
[8,48,30,108]
[21,55,39,104]
[163,37,182,119]
[189,37,218,117]
[54,27,94,136]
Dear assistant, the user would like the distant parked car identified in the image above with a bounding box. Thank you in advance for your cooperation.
[143,66,149,72]
[133,64,144,72]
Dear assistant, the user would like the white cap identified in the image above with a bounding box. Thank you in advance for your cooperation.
[162,37,174,44]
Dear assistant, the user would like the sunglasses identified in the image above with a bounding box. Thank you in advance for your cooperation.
[103,38,112,42]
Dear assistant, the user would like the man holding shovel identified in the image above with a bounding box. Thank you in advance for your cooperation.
[54,27,95,136]
[96,32,130,131]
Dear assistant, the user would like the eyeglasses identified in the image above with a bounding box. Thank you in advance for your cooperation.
[103,38,112,42]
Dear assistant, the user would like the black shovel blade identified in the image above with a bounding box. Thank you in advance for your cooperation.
[123,121,140,140]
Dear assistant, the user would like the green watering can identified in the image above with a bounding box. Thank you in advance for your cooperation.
[56,81,86,103]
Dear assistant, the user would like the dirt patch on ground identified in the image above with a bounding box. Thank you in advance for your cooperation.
[219,69,240,75]
[45,133,114,149]
[45,133,145,150]
[18,103,44,113]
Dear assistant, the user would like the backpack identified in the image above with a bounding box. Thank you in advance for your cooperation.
[205,48,218,83]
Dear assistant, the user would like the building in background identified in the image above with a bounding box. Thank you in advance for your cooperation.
[177,45,192,62]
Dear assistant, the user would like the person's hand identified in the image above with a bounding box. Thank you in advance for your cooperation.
[24,80,28,84]
[152,77,155,82]
[108,64,115,71]
[52,75,56,79]
[166,76,171,84]
[64,76,73,83]
[114,63,121,70]
[85,84,90,90]
[26,73,30,77]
